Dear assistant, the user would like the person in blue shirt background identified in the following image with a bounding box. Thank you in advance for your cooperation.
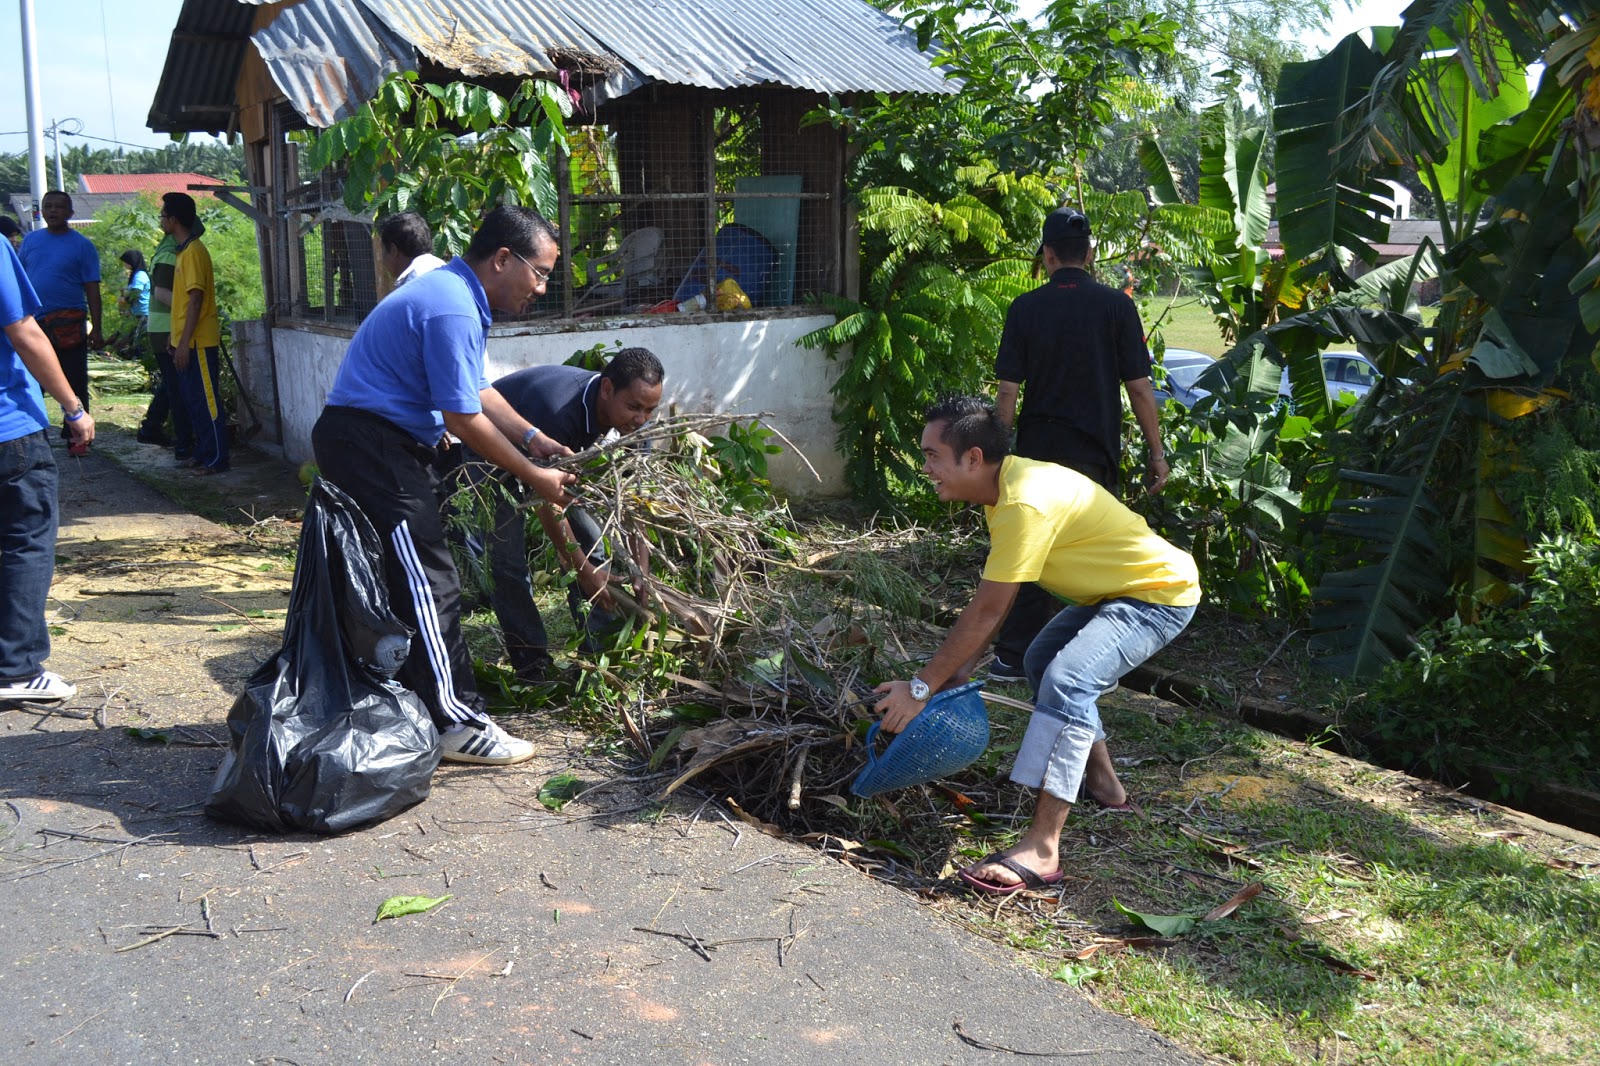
[0,240,96,704]
[18,192,102,435]
[116,249,151,354]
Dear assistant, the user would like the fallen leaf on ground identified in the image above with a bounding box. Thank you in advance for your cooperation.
[725,796,783,837]
[374,894,452,923]
[537,772,583,811]
[1203,881,1264,921]
[1113,898,1196,936]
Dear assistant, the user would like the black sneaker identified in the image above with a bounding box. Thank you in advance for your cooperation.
[136,429,172,446]
[987,656,1026,682]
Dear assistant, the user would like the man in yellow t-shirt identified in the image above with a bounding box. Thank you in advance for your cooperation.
[874,395,1200,895]
[161,192,228,475]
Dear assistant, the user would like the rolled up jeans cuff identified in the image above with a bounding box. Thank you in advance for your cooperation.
[1009,715,1099,804]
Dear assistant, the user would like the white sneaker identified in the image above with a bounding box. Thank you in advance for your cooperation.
[0,670,76,703]
[440,720,535,765]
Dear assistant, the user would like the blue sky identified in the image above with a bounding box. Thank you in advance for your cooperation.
[0,0,194,154]
[0,0,1408,159]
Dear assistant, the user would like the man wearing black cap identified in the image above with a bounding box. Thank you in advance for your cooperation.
[988,208,1168,679]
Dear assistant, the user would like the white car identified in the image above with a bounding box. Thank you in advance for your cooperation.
[1279,351,1383,406]
[1150,348,1216,409]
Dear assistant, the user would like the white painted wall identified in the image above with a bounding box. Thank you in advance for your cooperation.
[257,313,845,495]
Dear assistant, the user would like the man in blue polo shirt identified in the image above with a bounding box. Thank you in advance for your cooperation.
[313,206,575,766]
[19,191,103,436]
[480,348,664,682]
[0,239,96,704]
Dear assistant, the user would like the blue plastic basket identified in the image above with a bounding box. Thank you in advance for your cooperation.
[851,681,990,798]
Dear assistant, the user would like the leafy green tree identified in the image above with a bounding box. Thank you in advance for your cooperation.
[304,72,570,255]
[839,2,1179,199]
[804,1,1182,502]
[1129,0,1341,104]
[1265,0,1595,677]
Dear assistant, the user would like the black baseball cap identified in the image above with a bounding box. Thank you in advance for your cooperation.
[1039,208,1091,251]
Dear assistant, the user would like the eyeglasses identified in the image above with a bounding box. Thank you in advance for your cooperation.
[511,249,553,283]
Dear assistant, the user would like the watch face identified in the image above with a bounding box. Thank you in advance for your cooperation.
[910,679,930,700]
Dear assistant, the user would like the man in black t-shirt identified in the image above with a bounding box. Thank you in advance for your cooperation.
[990,209,1168,677]
[476,348,664,682]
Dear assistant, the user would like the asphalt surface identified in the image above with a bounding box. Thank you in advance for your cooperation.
[1,440,1203,1066]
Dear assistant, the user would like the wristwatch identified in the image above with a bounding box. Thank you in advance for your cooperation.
[908,677,930,702]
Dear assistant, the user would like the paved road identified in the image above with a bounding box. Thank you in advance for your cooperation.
[1,443,1202,1065]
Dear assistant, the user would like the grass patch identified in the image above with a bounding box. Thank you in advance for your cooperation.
[1144,297,1228,356]
[922,701,1600,1065]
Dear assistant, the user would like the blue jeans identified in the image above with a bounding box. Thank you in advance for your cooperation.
[1011,598,1196,803]
[0,431,59,682]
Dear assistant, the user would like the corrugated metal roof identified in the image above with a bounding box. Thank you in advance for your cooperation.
[146,0,257,135]
[150,0,955,134]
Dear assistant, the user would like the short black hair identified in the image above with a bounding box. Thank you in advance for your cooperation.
[42,190,71,208]
[601,347,664,390]
[1044,235,1091,265]
[924,395,1009,463]
[464,205,559,263]
[162,192,198,229]
[377,211,434,259]
[120,249,147,272]
[0,216,20,238]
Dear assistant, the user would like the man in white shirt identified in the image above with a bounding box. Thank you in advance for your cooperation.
[378,212,446,289]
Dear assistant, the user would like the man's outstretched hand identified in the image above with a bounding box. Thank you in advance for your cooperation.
[873,679,925,734]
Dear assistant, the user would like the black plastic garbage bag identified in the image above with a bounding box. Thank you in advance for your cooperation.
[206,479,441,833]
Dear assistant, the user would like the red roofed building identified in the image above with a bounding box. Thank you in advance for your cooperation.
[78,172,225,196]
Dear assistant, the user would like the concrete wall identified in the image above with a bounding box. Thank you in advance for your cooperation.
[244,313,845,495]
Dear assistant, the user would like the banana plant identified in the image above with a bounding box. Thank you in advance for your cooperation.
[1273,1,1593,675]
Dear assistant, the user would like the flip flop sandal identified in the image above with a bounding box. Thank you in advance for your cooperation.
[958,853,1065,896]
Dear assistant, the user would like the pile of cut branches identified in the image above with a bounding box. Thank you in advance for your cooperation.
[453,414,1013,879]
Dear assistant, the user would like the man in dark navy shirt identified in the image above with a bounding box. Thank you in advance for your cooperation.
[480,348,664,682]
[989,208,1168,677]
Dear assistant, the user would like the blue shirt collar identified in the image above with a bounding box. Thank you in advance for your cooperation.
[444,256,491,328]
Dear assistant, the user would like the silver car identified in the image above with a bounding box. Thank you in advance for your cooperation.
[1278,351,1383,406]
[1150,348,1216,409]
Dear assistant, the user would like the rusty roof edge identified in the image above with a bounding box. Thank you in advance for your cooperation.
[251,0,419,128]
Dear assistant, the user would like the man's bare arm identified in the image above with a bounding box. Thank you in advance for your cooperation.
[1123,376,1169,494]
[85,282,104,348]
[5,316,95,444]
[478,385,570,460]
[535,504,616,611]
[874,580,1020,732]
[996,380,1021,431]
[442,409,574,506]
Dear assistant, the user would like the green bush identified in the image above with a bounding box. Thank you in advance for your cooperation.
[1359,534,1600,793]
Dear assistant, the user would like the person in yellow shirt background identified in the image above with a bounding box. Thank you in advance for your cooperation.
[873,394,1200,895]
[161,192,227,475]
